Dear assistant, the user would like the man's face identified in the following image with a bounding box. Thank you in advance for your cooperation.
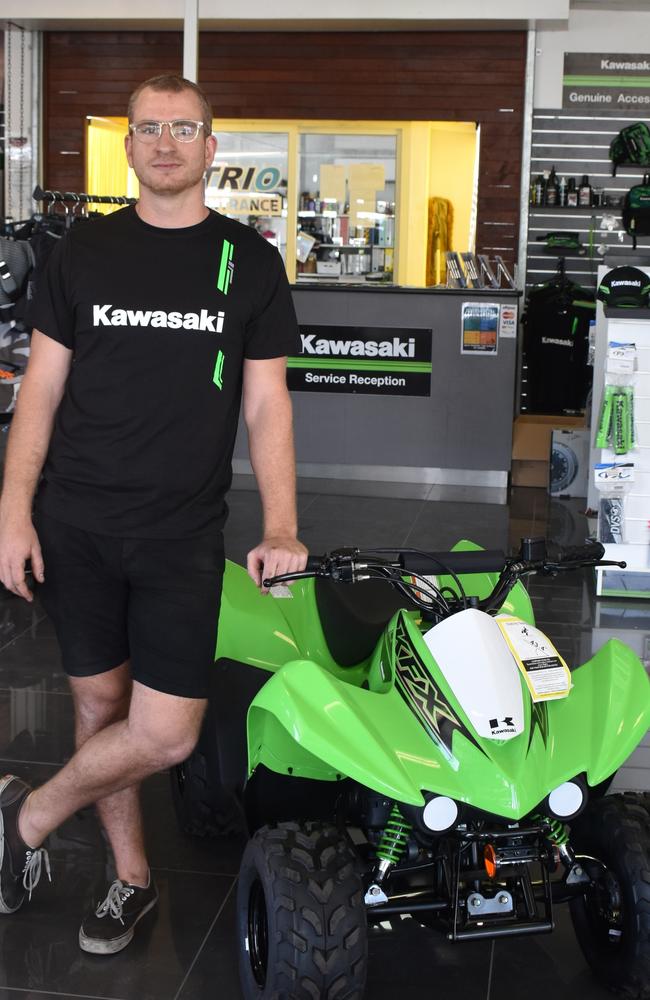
[125,87,216,197]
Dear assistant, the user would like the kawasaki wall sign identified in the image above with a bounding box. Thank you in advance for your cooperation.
[563,53,650,109]
[287,325,432,396]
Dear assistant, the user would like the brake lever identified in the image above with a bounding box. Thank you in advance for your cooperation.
[542,558,627,574]
[261,570,322,588]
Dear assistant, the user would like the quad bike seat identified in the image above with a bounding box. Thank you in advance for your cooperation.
[315,577,418,667]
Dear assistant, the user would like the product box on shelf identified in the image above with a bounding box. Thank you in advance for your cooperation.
[511,414,586,488]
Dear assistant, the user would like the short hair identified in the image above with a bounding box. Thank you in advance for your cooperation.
[127,75,213,135]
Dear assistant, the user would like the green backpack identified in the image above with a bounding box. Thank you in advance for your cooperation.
[622,174,650,249]
[610,122,650,176]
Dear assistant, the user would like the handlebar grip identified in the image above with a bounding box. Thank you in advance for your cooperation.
[400,549,506,575]
[552,542,605,564]
[305,555,325,572]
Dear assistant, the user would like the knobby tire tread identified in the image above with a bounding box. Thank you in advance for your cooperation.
[170,749,243,838]
[570,794,650,999]
[238,821,367,1000]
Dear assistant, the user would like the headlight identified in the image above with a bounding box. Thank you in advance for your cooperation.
[422,796,459,833]
[547,780,585,819]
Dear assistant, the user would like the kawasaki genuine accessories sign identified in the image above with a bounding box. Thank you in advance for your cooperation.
[563,53,650,109]
[287,325,432,396]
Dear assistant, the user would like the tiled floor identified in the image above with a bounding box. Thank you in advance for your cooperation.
[0,484,647,1000]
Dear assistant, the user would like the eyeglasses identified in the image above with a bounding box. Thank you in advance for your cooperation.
[129,120,207,143]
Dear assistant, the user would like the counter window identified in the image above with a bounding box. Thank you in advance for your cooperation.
[205,131,289,261]
[296,133,397,285]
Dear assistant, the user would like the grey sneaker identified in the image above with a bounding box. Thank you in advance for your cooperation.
[79,876,158,954]
[0,775,51,914]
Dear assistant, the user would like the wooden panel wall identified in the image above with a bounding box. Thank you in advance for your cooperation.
[44,30,526,267]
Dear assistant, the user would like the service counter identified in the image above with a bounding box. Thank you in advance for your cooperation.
[233,285,521,500]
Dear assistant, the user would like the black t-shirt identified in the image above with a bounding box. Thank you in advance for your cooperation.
[26,206,298,538]
[523,282,595,414]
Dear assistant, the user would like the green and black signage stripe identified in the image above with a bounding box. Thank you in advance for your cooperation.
[287,325,433,397]
[217,239,234,295]
[563,52,650,109]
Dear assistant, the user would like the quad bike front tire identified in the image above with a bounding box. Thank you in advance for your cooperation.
[236,822,367,1000]
[569,793,650,999]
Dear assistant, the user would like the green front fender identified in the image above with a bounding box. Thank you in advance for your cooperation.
[246,638,650,818]
[548,637,650,787]
[247,659,430,805]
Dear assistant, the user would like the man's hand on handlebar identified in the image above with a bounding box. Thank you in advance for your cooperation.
[247,535,308,593]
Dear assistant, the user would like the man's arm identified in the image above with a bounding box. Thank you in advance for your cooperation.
[243,356,307,589]
[0,331,73,601]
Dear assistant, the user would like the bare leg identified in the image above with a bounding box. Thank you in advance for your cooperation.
[69,663,149,886]
[19,681,206,851]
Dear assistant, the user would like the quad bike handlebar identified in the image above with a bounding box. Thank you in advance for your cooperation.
[264,539,626,621]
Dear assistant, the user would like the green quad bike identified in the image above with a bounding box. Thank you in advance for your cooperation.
[171,537,650,1000]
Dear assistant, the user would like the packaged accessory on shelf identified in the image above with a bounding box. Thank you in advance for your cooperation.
[606,342,637,375]
[613,390,632,454]
[594,463,635,544]
[594,383,636,454]
[598,495,626,544]
[595,385,615,449]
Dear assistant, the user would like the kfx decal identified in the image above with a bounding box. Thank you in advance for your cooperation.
[393,614,486,761]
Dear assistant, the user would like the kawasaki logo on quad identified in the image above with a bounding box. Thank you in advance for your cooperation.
[490,716,517,735]
[93,304,225,333]
[393,614,486,761]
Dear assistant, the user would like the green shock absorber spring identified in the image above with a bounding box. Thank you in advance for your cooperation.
[377,805,412,864]
[534,814,569,846]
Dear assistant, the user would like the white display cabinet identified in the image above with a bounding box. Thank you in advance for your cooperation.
[588,263,650,599]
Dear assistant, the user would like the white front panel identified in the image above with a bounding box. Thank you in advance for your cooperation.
[423,609,524,741]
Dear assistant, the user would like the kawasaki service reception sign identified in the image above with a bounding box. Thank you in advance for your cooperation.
[287,326,432,396]
[563,53,650,109]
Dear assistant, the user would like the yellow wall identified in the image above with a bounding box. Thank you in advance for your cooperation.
[86,117,138,213]
[428,121,478,255]
[397,121,478,286]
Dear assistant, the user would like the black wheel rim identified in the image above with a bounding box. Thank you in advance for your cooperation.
[247,878,269,986]
[583,868,626,950]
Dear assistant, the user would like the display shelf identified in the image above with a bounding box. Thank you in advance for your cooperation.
[588,279,650,599]
[317,243,394,251]
[604,306,650,319]
[611,160,650,176]
[529,205,601,212]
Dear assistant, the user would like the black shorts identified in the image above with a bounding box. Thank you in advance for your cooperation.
[35,512,225,699]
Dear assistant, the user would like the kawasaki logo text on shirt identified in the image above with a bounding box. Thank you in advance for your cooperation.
[93,304,224,333]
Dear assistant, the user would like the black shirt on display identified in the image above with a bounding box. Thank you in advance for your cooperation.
[26,206,298,538]
[522,280,595,414]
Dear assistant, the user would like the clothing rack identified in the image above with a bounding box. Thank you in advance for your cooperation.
[32,185,136,207]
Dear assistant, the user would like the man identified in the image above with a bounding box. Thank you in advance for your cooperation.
[0,74,307,954]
